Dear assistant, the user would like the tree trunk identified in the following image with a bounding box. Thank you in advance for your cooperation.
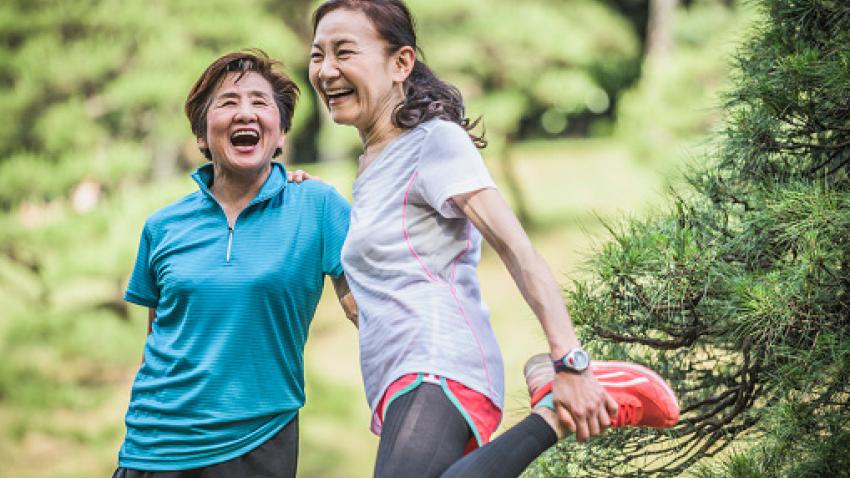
[499,138,534,229]
[646,0,678,65]
[268,0,321,164]
[289,66,322,164]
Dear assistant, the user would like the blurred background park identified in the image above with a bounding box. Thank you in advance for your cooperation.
[0,0,760,477]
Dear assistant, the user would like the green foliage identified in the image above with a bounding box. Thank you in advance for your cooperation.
[410,0,640,144]
[529,0,850,476]
[0,0,303,210]
[616,0,756,174]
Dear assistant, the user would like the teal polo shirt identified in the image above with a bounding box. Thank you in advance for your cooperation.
[119,162,350,470]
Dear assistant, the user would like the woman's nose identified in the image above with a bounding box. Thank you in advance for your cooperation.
[234,100,257,122]
[317,56,340,80]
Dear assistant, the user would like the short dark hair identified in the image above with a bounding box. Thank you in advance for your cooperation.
[185,49,300,159]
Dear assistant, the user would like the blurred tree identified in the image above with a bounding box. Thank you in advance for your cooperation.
[603,0,734,58]
[527,0,850,476]
[0,0,308,323]
[263,0,323,164]
[646,0,678,65]
[0,0,302,211]
[603,0,652,53]
[614,0,749,174]
[411,0,641,227]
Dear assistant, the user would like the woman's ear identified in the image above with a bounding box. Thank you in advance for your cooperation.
[392,46,416,83]
[197,136,212,160]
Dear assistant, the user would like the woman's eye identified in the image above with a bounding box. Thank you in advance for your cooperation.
[253,100,267,107]
[337,50,354,58]
[310,52,323,61]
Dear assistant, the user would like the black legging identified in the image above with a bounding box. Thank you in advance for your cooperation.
[374,383,558,478]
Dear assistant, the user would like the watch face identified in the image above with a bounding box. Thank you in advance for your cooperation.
[570,349,590,370]
[554,348,591,373]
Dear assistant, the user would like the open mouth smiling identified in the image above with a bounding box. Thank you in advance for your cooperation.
[230,128,260,148]
[325,88,354,104]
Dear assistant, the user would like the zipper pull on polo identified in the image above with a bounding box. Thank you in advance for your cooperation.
[226,226,234,263]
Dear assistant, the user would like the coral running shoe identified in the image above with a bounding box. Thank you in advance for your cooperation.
[523,354,679,429]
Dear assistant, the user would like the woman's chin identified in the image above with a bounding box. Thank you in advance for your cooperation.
[329,110,357,126]
[213,151,273,173]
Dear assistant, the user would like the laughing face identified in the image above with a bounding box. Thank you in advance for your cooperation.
[309,8,408,133]
[198,71,285,175]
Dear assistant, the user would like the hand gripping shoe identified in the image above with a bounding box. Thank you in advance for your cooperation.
[524,353,679,428]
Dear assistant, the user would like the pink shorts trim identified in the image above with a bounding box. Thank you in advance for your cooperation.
[373,373,502,454]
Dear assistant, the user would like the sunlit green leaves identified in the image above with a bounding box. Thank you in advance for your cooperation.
[412,0,639,137]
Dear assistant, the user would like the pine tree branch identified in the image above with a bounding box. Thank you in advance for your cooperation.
[774,139,850,151]
[681,388,740,414]
[594,328,699,349]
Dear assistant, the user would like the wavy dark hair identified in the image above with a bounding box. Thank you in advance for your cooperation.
[312,0,486,148]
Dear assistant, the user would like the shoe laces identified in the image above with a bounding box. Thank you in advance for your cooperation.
[614,402,638,427]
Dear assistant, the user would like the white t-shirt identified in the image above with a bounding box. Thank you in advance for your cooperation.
[341,119,504,434]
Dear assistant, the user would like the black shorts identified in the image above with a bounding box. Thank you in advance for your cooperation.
[113,415,298,478]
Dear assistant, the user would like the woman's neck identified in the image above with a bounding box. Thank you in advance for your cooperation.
[209,162,271,225]
[358,112,406,175]
[357,88,407,168]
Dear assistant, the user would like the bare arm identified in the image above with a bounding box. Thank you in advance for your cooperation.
[454,189,579,355]
[453,188,617,441]
[332,274,358,328]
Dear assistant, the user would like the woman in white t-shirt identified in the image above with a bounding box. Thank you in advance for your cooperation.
[307,1,680,476]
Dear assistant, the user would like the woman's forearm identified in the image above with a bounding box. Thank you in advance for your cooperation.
[332,274,359,327]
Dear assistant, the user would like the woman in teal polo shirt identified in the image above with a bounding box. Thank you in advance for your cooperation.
[113,49,355,478]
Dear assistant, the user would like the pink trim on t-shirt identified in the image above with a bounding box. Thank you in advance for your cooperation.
[402,172,439,283]
[446,221,495,395]
[401,173,495,396]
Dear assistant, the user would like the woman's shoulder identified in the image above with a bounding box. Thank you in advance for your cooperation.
[416,118,476,148]
[288,176,338,196]
[287,179,349,208]
[414,118,479,160]
[416,117,467,137]
[143,191,206,230]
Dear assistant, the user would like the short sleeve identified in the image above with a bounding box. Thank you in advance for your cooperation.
[124,223,160,308]
[322,186,351,278]
[415,120,497,218]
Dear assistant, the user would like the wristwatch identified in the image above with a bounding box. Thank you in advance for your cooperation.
[552,348,590,374]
